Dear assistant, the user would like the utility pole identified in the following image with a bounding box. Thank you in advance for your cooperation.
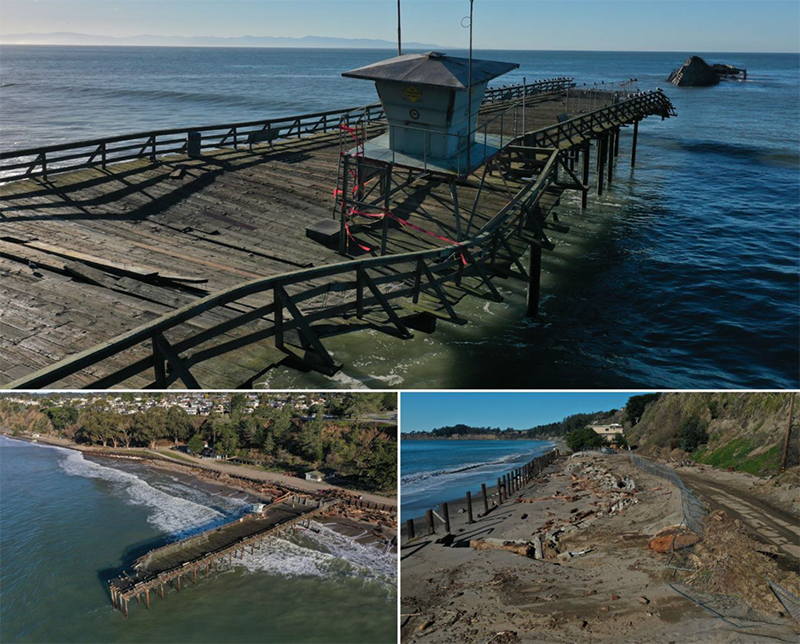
[780,392,795,472]
[465,0,474,172]
[397,0,402,56]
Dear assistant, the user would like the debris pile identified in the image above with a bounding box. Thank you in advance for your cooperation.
[683,510,800,615]
[472,459,641,561]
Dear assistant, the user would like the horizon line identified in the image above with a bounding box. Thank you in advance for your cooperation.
[0,41,797,55]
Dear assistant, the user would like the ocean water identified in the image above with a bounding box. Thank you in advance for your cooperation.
[0,47,797,389]
[401,439,554,519]
[0,436,396,644]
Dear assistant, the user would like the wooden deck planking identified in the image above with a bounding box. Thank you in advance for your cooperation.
[0,89,644,387]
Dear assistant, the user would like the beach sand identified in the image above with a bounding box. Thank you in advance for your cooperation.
[401,453,799,644]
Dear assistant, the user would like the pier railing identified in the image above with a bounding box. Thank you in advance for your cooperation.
[0,103,385,182]
[402,448,559,544]
[0,76,576,183]
[3,91,675,390]
[483,77,574,103]
[520,89,676,149]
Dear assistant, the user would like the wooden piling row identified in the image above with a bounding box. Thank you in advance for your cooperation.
[405,449,559,544]
[109,499,327,618]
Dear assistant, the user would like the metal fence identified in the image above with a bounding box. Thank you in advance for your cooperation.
[628,453,706,534]
[767,578,800,624]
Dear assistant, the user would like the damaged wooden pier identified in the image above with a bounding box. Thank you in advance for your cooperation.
[0,67,675,389]
[109,494,325,618]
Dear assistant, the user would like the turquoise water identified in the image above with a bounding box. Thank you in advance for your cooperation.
[401,439,554,519]
[0,436,396,644]
[0,48,797,388]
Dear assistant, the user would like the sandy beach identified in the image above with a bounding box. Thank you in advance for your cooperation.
[401,452,800,644]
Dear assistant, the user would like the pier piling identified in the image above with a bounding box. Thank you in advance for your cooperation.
[426,509,435,535]
[597,136,606,195]
[631,119,639,167]
[526,244,542,318]
[406,518,416,541]
[482,483,489,514]
[441,503,451,534]
[466,491,474,524]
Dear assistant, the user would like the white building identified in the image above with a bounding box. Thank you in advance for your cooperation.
[590,423,624,438]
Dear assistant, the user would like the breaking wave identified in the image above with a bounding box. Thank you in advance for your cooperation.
[234,521,396,599]
[400,448,552,487]
[58,450,246,539]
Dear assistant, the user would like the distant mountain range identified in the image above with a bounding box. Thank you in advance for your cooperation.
[0,32,443,49]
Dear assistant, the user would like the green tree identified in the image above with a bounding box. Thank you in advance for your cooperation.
[45,406,79,434]
[298,412,324,462]
[76,405,110,446]
[678,417,709,452]
[365,438,397,491]
[166,406,193,445]
[188,433,204,454]
[234,415,260,448]
[565,426,609,452]
[216,427,239,458]
[613,433,628,448]
[271,407,293,448]
[132,407,168,449]
[229,393,248,418]
[624,394,661,425]
[114,415,134,449]
[344,394,381,424]
[262,428,276,456]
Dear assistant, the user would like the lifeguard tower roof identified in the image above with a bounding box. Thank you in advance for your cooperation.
[342,52,519,176]
[342,51,519,90]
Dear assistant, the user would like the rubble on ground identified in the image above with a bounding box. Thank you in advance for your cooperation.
[471,459,641,561]
[682,510,800,616]
[646,525,700,553]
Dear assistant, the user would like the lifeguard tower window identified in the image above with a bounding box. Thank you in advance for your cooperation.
[342,51,519,176]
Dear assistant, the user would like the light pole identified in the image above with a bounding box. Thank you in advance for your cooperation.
[465,0,474,173]
[397,0,402,56]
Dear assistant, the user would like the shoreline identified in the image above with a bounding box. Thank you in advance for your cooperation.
[402,439,564,521]
[1,431,397,551]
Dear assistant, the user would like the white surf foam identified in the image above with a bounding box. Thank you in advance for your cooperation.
[233,521,396,594]
[58,450,241,539]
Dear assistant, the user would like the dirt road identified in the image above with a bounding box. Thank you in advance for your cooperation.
[678,470,799,566]
[169,449,397,506]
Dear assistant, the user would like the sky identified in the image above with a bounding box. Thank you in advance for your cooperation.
[1,1,798,52]
[400,392,640,433]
